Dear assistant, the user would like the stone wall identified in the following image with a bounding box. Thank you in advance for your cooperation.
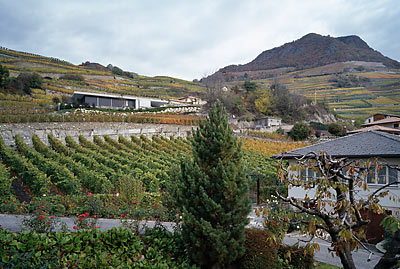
[0,122,196,146]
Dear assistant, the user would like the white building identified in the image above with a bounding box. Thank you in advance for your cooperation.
[274,131,400,212]
[70,91,168,109]
[273,131,400,242]
[255,117,282,128]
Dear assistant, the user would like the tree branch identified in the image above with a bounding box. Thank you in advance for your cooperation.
[364,181,400,207]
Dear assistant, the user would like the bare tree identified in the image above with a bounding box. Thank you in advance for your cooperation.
[276,152,400,269]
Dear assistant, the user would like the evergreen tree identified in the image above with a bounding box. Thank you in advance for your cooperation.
[173,101,251,267]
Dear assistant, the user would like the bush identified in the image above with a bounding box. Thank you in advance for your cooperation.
[278,245,314,269]
[59,74,85,81]
[328,122,345,136]
[240,228,279,269]
[8,72,42,95]
[289,122,310,141]
[0,227,193,268]
[260,185,288,201]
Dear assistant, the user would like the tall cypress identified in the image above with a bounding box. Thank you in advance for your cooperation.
[174,101,251,267]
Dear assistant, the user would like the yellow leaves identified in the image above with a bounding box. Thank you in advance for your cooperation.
[241,138,309,157]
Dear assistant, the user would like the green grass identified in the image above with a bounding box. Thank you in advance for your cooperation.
[316,261,342,269]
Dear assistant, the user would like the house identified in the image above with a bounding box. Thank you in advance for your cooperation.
[364,113,399,124]
[70,91,168,109]
[255,117,282,128]
[362,116,400,129]
[273,131,400,242]
[348,115,400,135]
[347,125,400,135]
[174,96,206,105]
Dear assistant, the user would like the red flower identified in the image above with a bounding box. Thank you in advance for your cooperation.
[132,201,137,205]
[41,205,44,209]
[73,226,77,230]
[84,212,89,217]
[4,202,8,205]
[86,223,89,226]
[78,218,82,222]
[88,192,92,196]
[95,226,99,229]
[47,222,50,225]
[94,215,98,219]
[79,214,84,218]
[121,214,126,218]
[39,215,44,219]
[41,211,44,214]
[50,216,54,219]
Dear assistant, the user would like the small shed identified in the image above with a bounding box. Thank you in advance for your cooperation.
[255,117,281,128]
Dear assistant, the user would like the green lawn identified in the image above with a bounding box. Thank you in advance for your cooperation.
[316,261,342,269]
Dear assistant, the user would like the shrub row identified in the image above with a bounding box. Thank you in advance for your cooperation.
[0,227,192,268]
[0,112,200,125]
[241,228,314,269]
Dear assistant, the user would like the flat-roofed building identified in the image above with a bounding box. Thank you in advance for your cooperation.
[70,91,168,109]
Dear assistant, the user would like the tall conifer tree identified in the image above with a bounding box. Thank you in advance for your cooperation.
[174,101,251,267]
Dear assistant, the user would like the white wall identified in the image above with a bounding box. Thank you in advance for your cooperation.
[138,98,151,108]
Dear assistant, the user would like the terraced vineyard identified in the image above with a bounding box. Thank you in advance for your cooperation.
[247,70,400,119]
[0,47,206,121]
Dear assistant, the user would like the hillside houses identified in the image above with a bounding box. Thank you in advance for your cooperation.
[349,113,400,135]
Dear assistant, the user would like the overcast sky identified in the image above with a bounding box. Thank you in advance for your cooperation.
[1,0,399,80]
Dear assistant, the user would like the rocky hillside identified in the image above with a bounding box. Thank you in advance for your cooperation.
[204,33,400,83]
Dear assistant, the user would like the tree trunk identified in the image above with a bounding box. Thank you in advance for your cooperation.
[331,232,356,269]
[337,244,356,269]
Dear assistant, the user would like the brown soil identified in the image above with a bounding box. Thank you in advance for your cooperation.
[11,178,31,204]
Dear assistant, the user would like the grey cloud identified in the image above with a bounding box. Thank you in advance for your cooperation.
[0,0,399,80]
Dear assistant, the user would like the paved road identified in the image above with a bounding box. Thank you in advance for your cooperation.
[283,233,382,268]
[0,214,174,233]
[0,213,383,268]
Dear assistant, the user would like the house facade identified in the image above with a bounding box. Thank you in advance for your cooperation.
[273,131,400,213]
[362,116,400,130]
[365,113,399,124]
[255,117,282,128]
[273,131,400,242]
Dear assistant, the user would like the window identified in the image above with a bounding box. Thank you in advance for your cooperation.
[299,168,306,180]
[378,167,386,184]
[367,166,375,184]
[389,167,398,184]
[394,123,399,129]
[99,97,111,107]
[367,165,399,185]
[84,96,97,106]
[298,167,315,180]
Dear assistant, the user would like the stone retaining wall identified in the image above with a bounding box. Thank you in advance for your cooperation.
[0,122,196,146]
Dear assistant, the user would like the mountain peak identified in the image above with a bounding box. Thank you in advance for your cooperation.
[204,33,400,82]
[336,35,371,49]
